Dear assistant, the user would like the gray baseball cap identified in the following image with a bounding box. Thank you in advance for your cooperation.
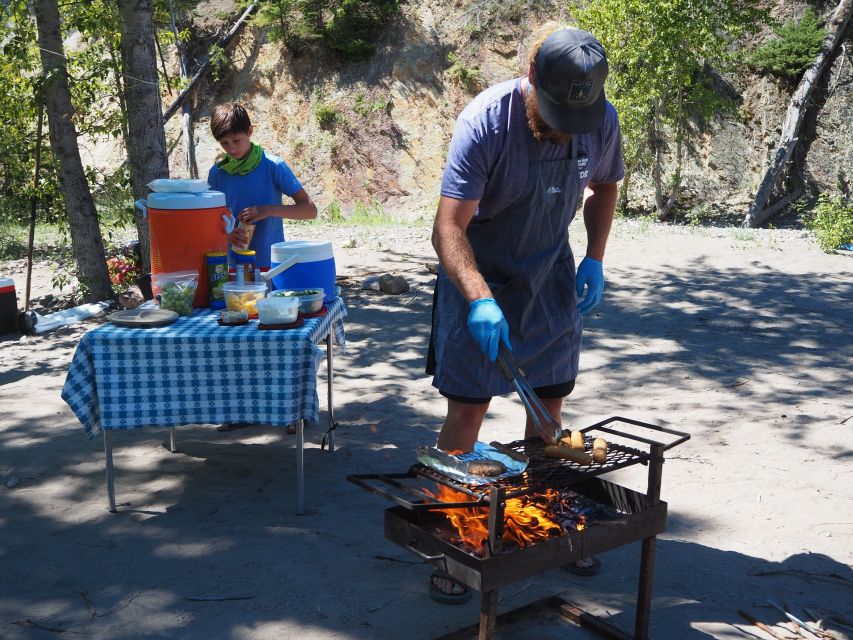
[534,28,608,134]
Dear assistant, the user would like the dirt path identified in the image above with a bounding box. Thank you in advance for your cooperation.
[1,221,851,639]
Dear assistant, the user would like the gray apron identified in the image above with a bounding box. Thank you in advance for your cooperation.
[429,131,583,398]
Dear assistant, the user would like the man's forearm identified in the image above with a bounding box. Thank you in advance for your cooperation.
[432,221,491,303]
[582,182,617,261]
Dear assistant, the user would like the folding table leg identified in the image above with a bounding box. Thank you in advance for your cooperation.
[296,418,305,515]
[325,332,336,453]
[103,430,117,513]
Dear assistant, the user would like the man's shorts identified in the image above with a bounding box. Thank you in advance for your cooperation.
[440,379,576,405]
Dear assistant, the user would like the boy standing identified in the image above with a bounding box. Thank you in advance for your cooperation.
[208,103,317,269]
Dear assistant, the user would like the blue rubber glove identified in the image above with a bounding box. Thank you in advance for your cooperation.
[576,257,604,316]
[467,298,512,362]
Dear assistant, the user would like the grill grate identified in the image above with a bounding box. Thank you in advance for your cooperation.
[413,436,649,502]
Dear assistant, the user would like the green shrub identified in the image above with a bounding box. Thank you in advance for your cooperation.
[325,0,401,60]
[322,199,345,222]
[349,199,393,225]
[313,101,339,129]
[446,51,483,93]
[250,0,401,59]
[353,93,390,116]
[746,9,825,80]
[806,194,853,252]
[208,44,232,83]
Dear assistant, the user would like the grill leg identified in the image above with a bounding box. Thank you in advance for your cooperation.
[634,535,657,640]
[478,589,498,640]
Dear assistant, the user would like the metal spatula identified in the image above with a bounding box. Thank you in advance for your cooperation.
[495,346,562,445]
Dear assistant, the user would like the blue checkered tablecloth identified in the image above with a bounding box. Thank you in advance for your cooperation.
[62,298,347,438]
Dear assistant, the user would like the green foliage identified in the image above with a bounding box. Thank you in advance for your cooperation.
[208,44,232,83]
[249,0,402,59]
[313,97,344,129]
[573,0,765,215]
[805,194,853,252]
[348,198,393,225]
[321,199,345,222]
[353,93,390,116]
[746,9,825,81]
[446,51,483,93]
[325,0,401,59]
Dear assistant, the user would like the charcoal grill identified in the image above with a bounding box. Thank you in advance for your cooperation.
[348,416,689,640]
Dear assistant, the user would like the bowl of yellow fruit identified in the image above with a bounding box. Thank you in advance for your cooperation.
[223,282,267,318]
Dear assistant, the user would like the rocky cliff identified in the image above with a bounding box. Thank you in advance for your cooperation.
[158,0,852,224]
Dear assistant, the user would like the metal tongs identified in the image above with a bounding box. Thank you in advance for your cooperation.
[496,346,562,445]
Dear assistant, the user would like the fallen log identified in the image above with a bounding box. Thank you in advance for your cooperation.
[744,0,853,228]
[162,3,258,123]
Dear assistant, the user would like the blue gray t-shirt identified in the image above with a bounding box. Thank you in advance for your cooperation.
[208,150,302,267]
[441,78,624,216]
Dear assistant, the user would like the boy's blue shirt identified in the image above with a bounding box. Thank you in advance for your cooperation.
[208,149,302,267]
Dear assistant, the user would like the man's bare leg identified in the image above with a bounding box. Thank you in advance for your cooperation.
[432,398,490,599]
[436,399,489,453]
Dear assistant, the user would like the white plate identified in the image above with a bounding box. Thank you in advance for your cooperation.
[109,308,179,328]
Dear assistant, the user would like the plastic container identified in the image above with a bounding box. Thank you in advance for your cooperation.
[269,288,324,314]
[256,296,299,325]
[147,178,210,193]
[0,277,17,334]
[135,190,233,308]
[233,249,256,284]
[223,281,267,318]
[206,252,228,310]
[219,309,248,325]
[152,270,199,317]
[264,241,336,303]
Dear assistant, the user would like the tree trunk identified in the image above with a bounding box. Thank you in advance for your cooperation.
[34,0,113,302]
[745,0,853,227]
[618,145,643,213]
[117,0,170,274]
[169,0,198,179]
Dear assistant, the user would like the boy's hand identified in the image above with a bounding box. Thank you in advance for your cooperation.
[228,227,249,247]
[238,206,270,224]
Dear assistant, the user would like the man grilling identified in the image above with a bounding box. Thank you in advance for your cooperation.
[426,25,625,603]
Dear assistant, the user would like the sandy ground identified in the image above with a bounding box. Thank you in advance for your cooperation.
[1,220,851,640]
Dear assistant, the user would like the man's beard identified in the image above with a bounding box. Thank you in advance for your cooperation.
[524,88,573,145]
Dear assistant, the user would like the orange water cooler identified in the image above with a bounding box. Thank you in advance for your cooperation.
[136,190,234,307]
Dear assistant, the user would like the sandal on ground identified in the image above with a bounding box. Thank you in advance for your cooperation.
[429,570,472,605]
[216,422,253,432]
[564,556,601,577]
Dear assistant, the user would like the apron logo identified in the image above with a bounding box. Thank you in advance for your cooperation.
[546,186,562,195]
[577,152,589,180]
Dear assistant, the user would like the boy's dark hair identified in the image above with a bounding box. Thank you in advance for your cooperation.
[211,103,252,140]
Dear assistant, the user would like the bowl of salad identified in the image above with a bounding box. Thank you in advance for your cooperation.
[268,288,324,314]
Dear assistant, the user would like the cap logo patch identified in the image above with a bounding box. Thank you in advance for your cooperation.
[568,79,593,102]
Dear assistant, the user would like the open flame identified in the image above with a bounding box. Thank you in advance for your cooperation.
[425,485,584,554]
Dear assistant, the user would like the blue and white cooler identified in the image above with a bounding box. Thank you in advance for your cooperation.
[262,241,337,303]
